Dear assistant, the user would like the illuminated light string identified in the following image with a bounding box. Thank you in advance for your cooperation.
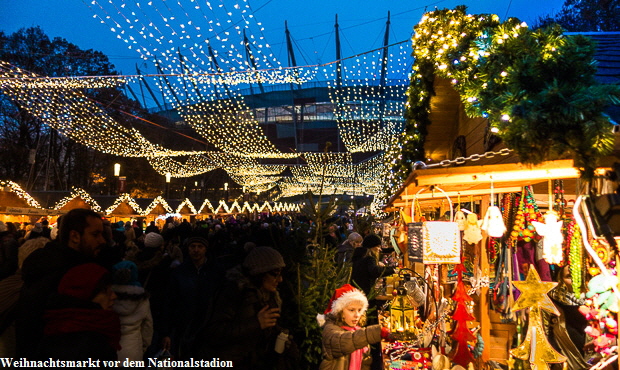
[205,153,287,174]
[53,187,103,212]
[85,0,299,77]
[325,45,410,153]
[141,195,174,215]
[181,97,286,157]
[0,180,42,209]
[196,198,299,214]
[175,198,198,214]
[0,76,134,90]
[105,193,145,215]
[0,61,204,158]
[149,156,217,178]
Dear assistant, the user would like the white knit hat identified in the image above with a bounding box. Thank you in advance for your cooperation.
[317,284,368,326]
[144,232,164,248]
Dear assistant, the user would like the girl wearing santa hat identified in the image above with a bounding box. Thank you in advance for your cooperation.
[317,284,390,370]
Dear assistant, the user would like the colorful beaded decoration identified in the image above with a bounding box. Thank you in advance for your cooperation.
[568,221,583,296]
[509,186,542,244]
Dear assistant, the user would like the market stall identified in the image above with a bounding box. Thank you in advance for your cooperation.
[383,157,593,367]
[375,5,620,368]
[141,196,174,227]
[104,193,143,224]
[0,180,48,225]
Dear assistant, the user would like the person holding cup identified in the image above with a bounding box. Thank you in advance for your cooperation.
[192,246,298,369]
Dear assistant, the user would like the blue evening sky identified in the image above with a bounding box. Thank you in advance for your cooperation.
[1,0,566,76]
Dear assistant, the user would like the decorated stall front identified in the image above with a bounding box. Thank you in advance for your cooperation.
[54,187,103,213]
[378,6,620,370]
[105,193,143,223]
[0,180,49,224]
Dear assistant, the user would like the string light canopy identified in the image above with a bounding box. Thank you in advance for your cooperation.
[0,61,204,158]
[0,0,421,201]
[325,44,410,152]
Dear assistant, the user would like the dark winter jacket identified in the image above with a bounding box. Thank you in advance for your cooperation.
[335,240,355,264]
[16,241,92,357]
[36,295,119,361]
[162,259,213,358]
[0,231,19,280]
[319,317,382,370]
[193,265,282,369]
[350,252,394,295]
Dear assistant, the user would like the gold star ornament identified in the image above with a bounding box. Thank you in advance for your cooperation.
[512,265,559,316]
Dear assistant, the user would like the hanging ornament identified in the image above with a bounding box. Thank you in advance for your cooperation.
[510,265,567,370]
[481,205,506,238]
[455,209,467,231]
[509,186,543,245]
[532,210,564,265]
[463,213,482,244]
[568,222,583,296]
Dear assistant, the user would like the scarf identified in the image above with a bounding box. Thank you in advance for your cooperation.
[341,325,367,370]
[44,308,122,350]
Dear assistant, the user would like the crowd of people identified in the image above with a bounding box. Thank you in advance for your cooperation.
[0,209,395,370]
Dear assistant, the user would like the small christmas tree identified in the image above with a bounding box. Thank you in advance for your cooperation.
[449,264,477,367]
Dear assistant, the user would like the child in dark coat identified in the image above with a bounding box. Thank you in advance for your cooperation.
[37,263,121,360]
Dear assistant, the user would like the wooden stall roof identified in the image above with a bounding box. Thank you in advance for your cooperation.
[385,159,583,211]
[0,190,33,209]
[107,201,141,216]
[58,197,92,211]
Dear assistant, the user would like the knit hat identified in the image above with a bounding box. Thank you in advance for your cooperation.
[58,263,109,301]
[144,232,164,248]
[33,222,43,233]
[362,234,382,249]
[347,232,363,243]
[316,284,368,326]
[185,236,209,248]
[242,246,285,276]
[112,260,141,287]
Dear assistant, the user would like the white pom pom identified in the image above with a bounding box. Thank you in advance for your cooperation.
[316,313,325,327]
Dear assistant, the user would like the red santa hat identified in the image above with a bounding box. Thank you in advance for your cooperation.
[316,284,369,326]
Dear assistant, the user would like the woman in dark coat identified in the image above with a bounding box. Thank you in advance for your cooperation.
[36,263,121,360]
[193,246,296,369]
[350,234,395,295]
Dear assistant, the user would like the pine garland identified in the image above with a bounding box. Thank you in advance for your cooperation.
[384,6,620,198]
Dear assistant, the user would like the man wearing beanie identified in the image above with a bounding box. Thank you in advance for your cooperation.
[17,208,107,358]
[193,246,298,369]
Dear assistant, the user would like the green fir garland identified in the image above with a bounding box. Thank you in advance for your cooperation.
[384,6,620,199]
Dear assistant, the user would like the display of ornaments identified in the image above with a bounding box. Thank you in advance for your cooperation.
[509,186,542,244]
